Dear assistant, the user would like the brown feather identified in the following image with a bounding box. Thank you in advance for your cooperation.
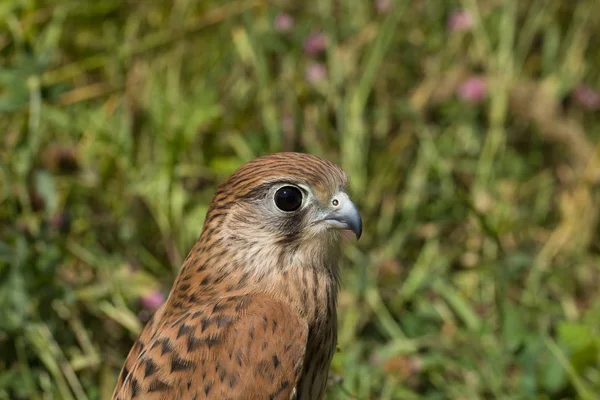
[113,153,354,399]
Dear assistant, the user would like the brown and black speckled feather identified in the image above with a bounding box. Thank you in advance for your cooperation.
[113,153,349,400]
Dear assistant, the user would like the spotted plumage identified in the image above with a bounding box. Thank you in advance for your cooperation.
[113,152,362,400]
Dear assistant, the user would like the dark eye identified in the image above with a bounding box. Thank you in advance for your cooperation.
[274,186,303,212]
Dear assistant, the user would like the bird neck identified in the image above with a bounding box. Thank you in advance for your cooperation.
[171,234,341,327]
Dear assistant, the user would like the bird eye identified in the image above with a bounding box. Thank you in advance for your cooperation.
[274,186,303,212]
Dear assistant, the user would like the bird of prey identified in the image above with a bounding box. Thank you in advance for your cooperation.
[112,152,362,400]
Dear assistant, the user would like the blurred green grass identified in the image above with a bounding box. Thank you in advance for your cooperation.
[1,0,600,398]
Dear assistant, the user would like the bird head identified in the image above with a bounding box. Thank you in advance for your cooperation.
[200,153,361,273]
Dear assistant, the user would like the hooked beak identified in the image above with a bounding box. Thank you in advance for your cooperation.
[321,193,362,240]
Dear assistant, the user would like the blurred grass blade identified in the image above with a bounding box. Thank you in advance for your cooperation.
[26,324,88,400]
[99,301,142,335]
[433,280,482,332]
[232,27,280,151]
[341,0,406,193]
[544,336,595,400]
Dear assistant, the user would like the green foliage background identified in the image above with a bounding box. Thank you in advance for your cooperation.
[1,0,600,398]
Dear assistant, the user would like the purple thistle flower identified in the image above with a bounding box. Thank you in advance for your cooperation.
[305,63,327,85]
[572,85,600,110]
[274,13,294,32]
[374,0,392,14]
[140,290,165,311]
[448,10,474,32]
[304,32,328,55]
[457,76,487,103]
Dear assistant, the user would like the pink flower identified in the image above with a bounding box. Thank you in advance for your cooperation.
[572,85,600,110]
[274,13,294,32]
[303,32,328,55]
[140,290,165,311]
[457,77,487,103]
[374,0,392,14]
[305,63,327,85]
[448,10,474,32]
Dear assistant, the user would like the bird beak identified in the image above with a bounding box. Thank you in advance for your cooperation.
[322,194,362,240]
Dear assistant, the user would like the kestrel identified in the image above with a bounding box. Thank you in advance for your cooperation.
[112,152,362,400]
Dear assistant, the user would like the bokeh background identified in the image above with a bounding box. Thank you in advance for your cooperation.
[2,0,600,399]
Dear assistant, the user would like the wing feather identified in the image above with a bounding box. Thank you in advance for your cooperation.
[113,295,308,400]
